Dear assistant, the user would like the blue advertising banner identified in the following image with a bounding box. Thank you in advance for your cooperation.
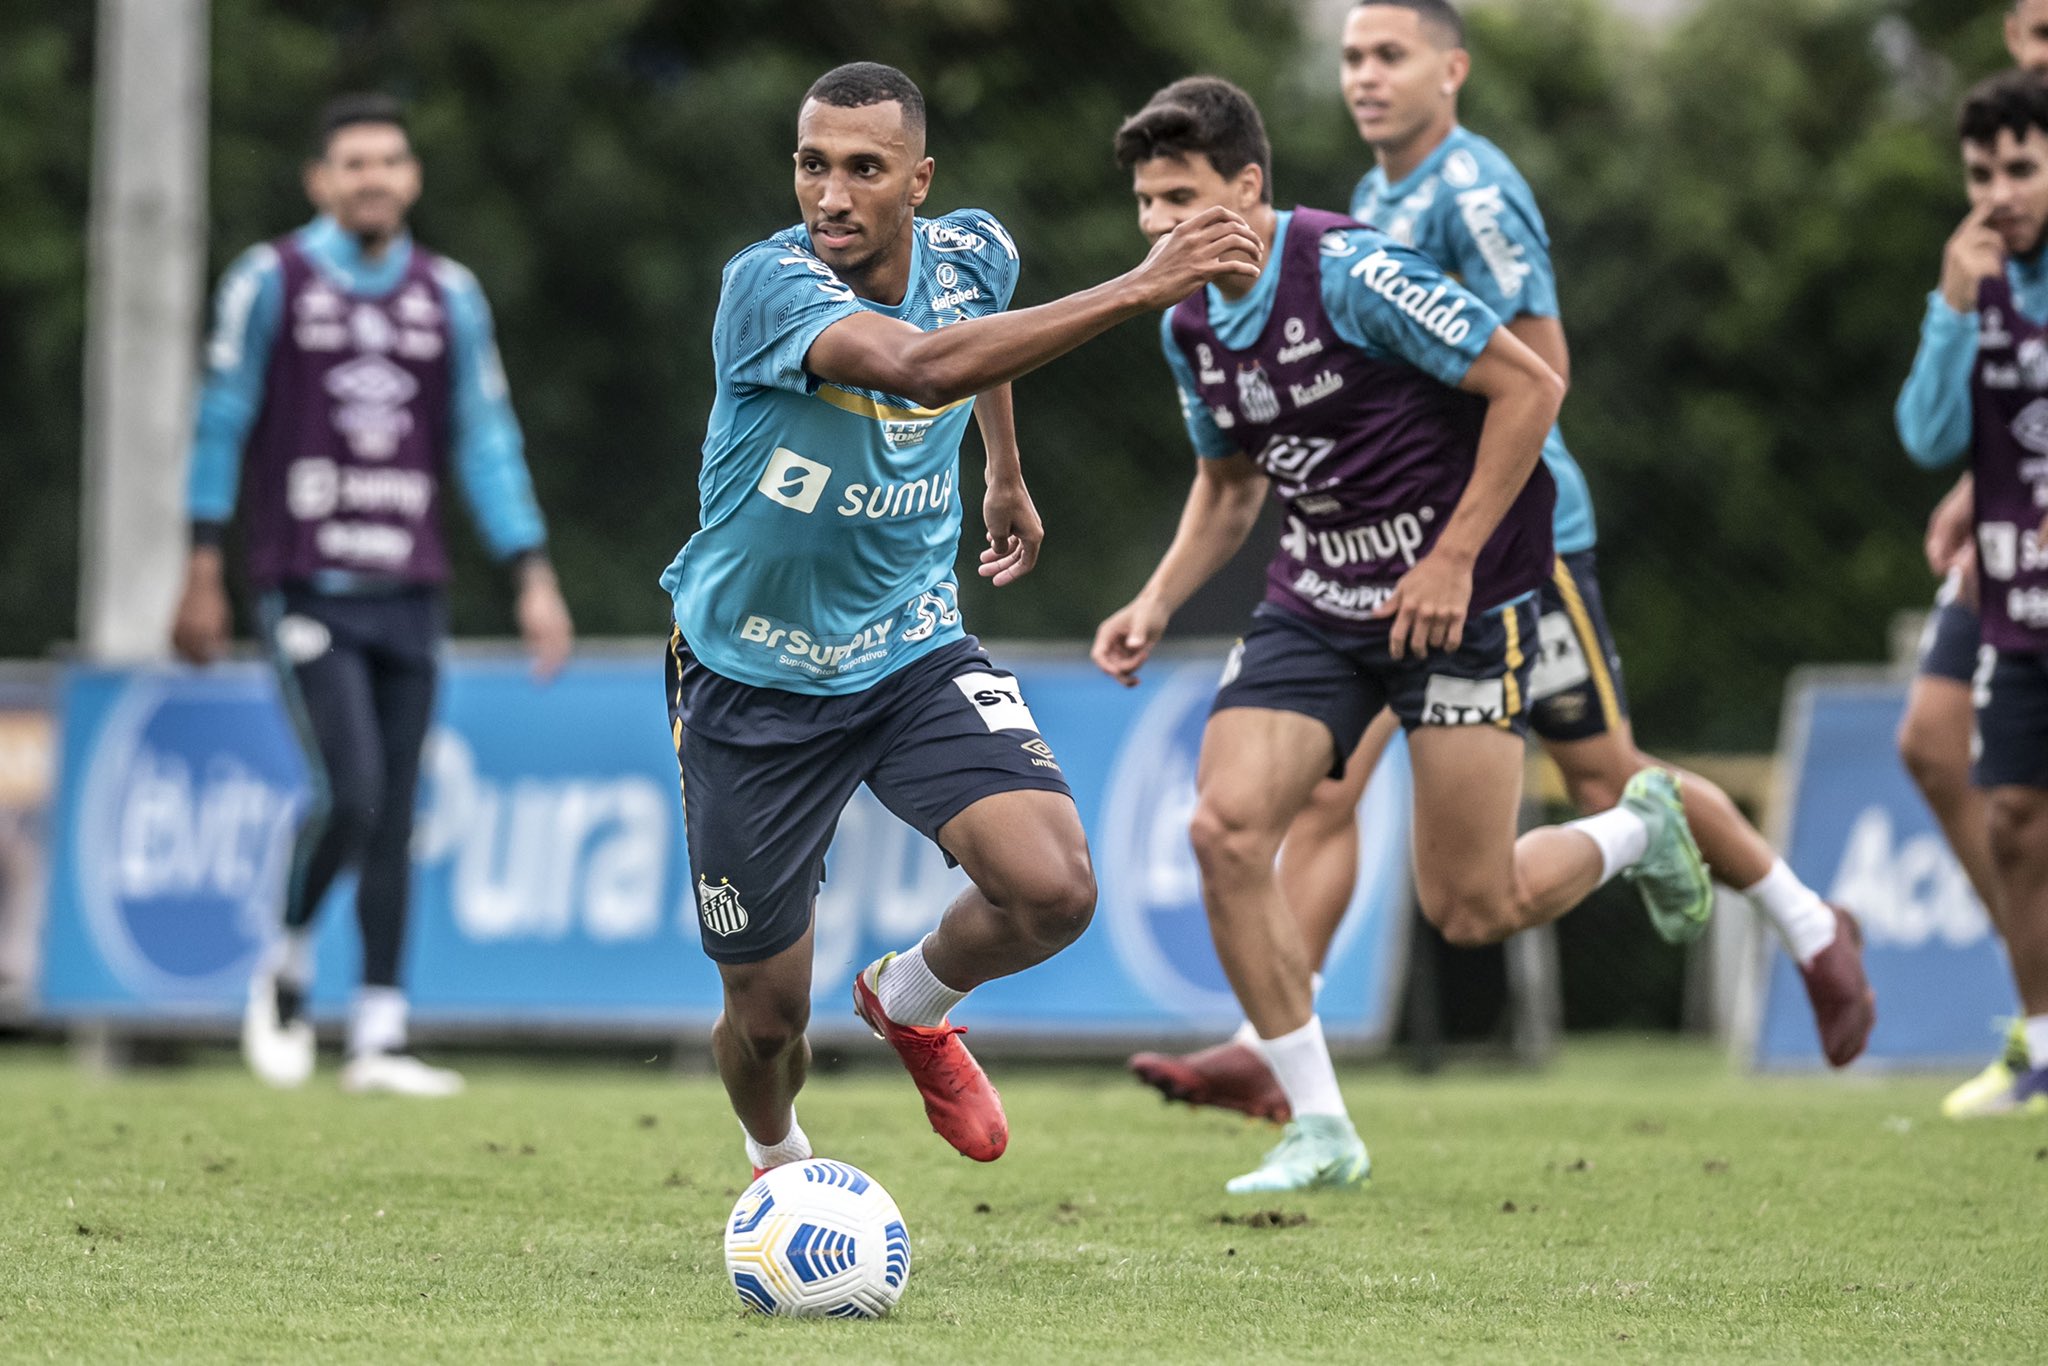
[1756,673,2013,1069]
[41,648,1412,1043]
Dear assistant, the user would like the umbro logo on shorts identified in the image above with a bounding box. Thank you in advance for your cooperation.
[697,876,750,937]
[1020,738,1061,772]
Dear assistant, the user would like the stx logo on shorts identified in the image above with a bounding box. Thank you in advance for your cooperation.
[953,672,1039,734]
[757,447,832,514]
[1421,674,1508,727]
[697,876,750,937]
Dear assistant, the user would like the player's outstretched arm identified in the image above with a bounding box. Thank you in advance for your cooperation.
[1091,453,1267,687]
[805,206,1263,409]
[1376,327,1563,659]
[973,384,1043,587]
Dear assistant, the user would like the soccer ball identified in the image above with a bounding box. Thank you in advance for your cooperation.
[723,1158,911,1318]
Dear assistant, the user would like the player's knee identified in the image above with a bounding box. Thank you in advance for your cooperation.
[1565,768,1628,816]
[1986,793,2048,873]
[724,994,810,1064]
[1897,718,1966,799]
[1018,850,1098,951]
[1420,888,1513,948]
[1189,802,1280,886]
[322,787,380,858]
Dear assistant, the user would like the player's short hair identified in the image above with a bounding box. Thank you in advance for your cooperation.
[313,93,409,158]
[803,62,927,141]
[1959,70,2048,147]
[1353,0,1466,48]
[1113,76,1273,204]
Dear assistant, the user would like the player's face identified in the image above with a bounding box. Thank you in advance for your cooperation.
[1340,5,1467,152]
[308,123,420,242]
[1130,153,1262,245]
[1965,127,2048,257]
[2008,0,2048,76]
[793,99,933,286]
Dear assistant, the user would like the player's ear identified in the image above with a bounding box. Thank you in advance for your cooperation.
[2008,10,2025,65]
[908,156,935,209]
[1444,47,1471,96]
[302,158,327,213]
[1234,162,1264,212]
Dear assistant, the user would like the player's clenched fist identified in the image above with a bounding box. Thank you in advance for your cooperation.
[1091,597,1171,688]
[1128,205,1265,309]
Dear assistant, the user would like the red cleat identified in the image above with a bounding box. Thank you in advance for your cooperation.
[853,962,1008,1162]
[751,1165,768,1180]
[1128,1040,1291,1123]
[1801,904,1876,1068]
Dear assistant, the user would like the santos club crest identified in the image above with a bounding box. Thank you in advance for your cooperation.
[1236,363,1281,424]
[698,876,750,937]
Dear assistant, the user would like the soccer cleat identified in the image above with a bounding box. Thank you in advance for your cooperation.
[1128,1041,1292,1123]
[1224,1114,1370,1194]
[339,1052,465,1098]
[1943,1023,2038,1119]
[1798,904,1876,1068]
[1619,767,1715,944]
[241,968,314,1089]
[2008,1064,2048,1116]
[853,956,1008,1162]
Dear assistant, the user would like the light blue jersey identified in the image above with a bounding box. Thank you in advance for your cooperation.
[1160,211,1497,459]
[1896,254,2048,468]
[1352,126,1596,553]
[185,215,544,559]
[662,210,1020,694]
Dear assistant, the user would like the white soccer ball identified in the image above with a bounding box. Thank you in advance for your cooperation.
[723,1158,911,1318]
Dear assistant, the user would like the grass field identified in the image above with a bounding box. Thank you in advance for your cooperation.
[3,1038,2044,1364]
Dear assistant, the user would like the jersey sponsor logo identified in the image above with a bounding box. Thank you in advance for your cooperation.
[738,613,897,672]
[1979,519,2048,584]
[1442,149,1481,189]
[1318,229,1359,259]
[1420,673,1507,726]
[1293,493,1343,516]
[1235,363,1282,423]
[935,263,960,288]
[951,671,1040,734]
[1982,308,2013,349]
[2020,336,2048,389]
[1289,567,1394,620]
[314,520,415,568]
[325,355,419,461]
[2009,586,2048,628]
[2009,398,2048,457]
[1196,343,1225,385]
[287,459,434,522]
[1454,185,1533,300]
[1019,737,1061,771]
[900,581,960,645]
[923,222,986,254]
[881,419,935,449]
[931,285,982,312]
[696,876,750,937]
[1210,405,1236,429]
[1349,248,1476,346]
[1281,507,1432,570]
[1277,317,1325,364]
[756,447,833,514]
[1983,362,2022,390]
[835,468,955,520]
[1255,433,1336,494]
[1288,369,1343,408]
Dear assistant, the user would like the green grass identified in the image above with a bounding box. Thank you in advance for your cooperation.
[2,1039,2043,1363]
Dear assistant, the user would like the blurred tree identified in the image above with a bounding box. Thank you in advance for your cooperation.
[0,0,2017,747]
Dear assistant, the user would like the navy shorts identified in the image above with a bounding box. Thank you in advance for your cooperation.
[1212,597,1539,779]
[665,629,1073,964]
[1973,646,2048,790]
[1917,574,1983,685]
[1527,550,1631,743]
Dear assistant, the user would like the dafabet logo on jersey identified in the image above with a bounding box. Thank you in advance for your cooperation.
[756,447,831,513]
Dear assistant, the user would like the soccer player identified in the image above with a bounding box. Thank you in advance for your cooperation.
[1895,69,2048,1116]
[1128,0,1875,1124]
[660,63,1263,1177]
[1897,0,2048,1114]
[1094,74,1715,1193]
[172,94,574,1096]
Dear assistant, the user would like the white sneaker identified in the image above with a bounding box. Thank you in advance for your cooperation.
[339,1052,466,1097]
[241,970,314,1089]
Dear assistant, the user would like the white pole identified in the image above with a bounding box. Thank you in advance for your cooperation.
[79,0,208,662]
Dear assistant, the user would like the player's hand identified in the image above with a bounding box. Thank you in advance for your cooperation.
[1129,207,1265,309]
[1092,597,1171,687]
[1956,541,1981,611]
[516,558,574,682]
[1925,476,1976,576]
[170,549,230,665]
[1941,202,2005,314]
[1374,550,1474,660]
[978,478,1044,587]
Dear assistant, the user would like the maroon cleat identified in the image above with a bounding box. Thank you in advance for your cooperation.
[853,962,1009,1162]
[1128,1040,1291,1123]
[1800,903,1876,1068]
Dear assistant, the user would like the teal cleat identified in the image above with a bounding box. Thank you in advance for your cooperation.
[1620,767,1715,945]
[1223,1114,1370,1195]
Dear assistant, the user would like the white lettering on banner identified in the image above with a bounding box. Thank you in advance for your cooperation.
[1827,805,1989,948]
[414,730,668,943]
[114,749,294,912]
[1349,248,1475,346]
[1454,184,1533,299]
[1281,510,1429,570]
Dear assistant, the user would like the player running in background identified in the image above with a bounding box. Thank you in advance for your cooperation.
[1094,75,1714,1193]
[1895,69,2048,1117]
[1897,0,2048,1115]
[660,63,1262,1177]
[1128,0,1874,1123]
[172,94,575,1096]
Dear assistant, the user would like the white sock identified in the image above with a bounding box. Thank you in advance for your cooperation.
[876,937,968,1028]
[349,986,407,1058]
[743,1113,813,1171]
[1232,974,1323,1048]
[2025,1016,2048,1070]
[265,930,315,989]
[1255,1015,1348,1120]
[1565,806,1650,886]
[1743,859,1838,965]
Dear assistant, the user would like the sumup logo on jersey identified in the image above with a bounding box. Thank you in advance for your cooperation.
[71,680,304,995]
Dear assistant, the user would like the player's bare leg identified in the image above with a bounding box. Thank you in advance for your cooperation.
[714,924,816,1175]
[1899,676,2003,923]
[1547,723,1874,1067]
[1976,787,2048,1114]
[855,789,1095,1162]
